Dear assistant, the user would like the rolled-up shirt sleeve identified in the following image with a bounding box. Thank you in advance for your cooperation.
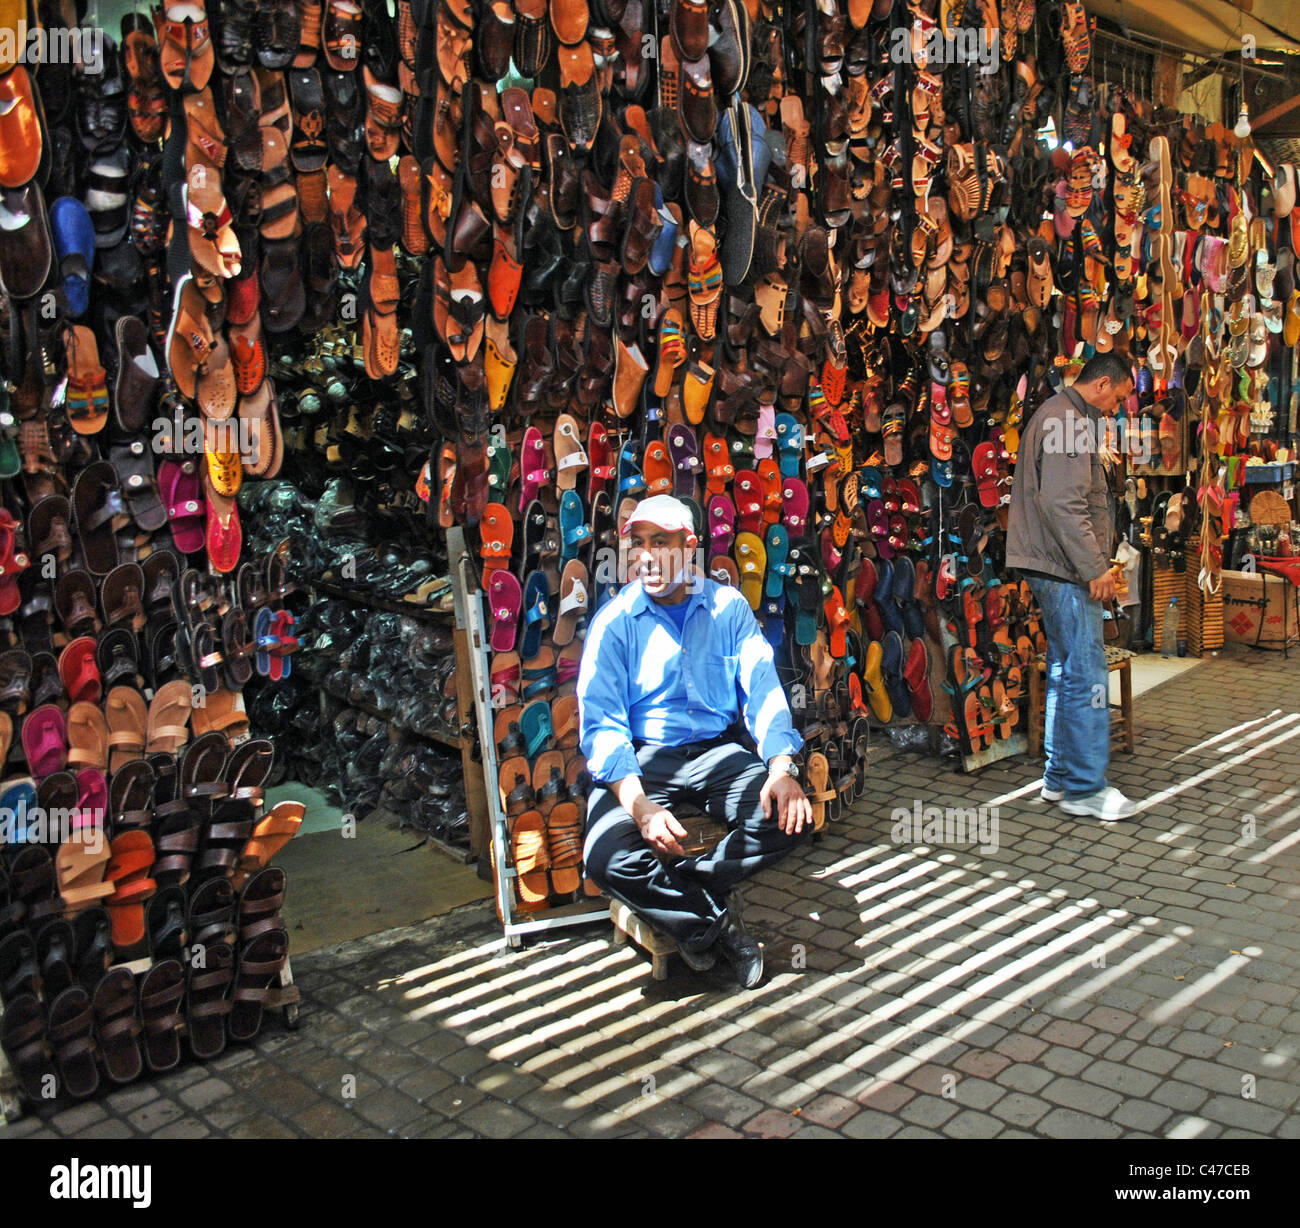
[577,611,640,784]
[731,600,803,763]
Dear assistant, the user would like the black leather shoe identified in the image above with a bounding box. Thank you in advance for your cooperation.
[717,890,763,989]
[677,939,716,973]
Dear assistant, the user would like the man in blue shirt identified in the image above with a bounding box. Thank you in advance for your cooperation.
[577,494,811,988]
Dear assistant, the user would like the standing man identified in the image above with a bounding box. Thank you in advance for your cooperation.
[577,494,812,988]
[1006,353,1139,821]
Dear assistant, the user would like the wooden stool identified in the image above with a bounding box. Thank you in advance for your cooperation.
[608,809,727,981]
[1027,646,1134,759]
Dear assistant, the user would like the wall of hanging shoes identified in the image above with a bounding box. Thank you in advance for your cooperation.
[0,0,1278,988]
[0,1,324,1117]
[413,0,1299,924]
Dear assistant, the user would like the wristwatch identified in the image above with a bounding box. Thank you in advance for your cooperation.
[776,759,799,781]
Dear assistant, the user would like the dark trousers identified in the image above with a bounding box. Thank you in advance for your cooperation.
[583,740,805,947]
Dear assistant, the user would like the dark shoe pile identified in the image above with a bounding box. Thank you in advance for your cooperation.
[0,732,303,1102]
[281,598,467,838]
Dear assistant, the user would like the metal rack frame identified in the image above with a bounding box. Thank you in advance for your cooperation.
[448,529,608,947]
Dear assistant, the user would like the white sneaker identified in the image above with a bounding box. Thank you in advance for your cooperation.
[1041,785,1065,803]
[1059,787,1138,822]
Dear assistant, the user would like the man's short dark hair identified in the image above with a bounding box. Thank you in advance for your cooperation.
[1077,354,1133,386]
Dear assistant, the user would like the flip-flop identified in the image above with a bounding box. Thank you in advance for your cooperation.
[146,680,192,754]
[71,460,125,574]
[92,966,144,1084]
[231,800,305,890]
[47,986,101,1099]
[552,559,588,648]
[65,700,110,773]
[186,939,234,1059]
[227,926,291,1041]
[104,830,157,955]
[59,637,103,704]
[191,688,250,741]
[158,458,206,554]
[20,704,67,778]
[510,810,550,907]
[735,530,766,610]
[253,607,276,676]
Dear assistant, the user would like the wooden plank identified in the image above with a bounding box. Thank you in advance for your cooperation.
[961,732,1028,774]
[454,626,491,861]
[1251,92,1300,133]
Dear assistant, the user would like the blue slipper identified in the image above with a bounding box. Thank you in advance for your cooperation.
[49,197,96,318]
[254,607,276,677]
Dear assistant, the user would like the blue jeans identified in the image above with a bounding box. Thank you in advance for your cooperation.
[583,740,805,946]
[1026,574,1109,799]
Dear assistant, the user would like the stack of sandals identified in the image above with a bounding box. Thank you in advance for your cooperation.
[0,722,305,1100]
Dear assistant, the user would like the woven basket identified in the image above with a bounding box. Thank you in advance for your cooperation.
[1249,489,1291,528]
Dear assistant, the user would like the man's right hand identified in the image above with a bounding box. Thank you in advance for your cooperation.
[637,808,688,857]
[1089,569,1119,602]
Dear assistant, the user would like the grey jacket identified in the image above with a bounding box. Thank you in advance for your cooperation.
[1005,387,1113,586]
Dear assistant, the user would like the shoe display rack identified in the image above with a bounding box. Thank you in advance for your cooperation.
[449,528,608,943]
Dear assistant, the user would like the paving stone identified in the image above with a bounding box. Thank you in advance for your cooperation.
[69,1119,134,1139]
[354,1087,427,1133]
[899,1094,959,1129]
[991,1092,1052,1128]
[742,1108,803,1138]
[50,1101,108,1134]
[1037,1107,1124,1139]
[840,1109,905,1138]
[683,1083,765,1128]
[457,1101,536,1138]
[291,1102,367,1139]
[126,1099,185,1134]
[228,1112,298,1139]
[1110,1099,1175,1133]
[179,1078,235,1113]
[151,1116,211,1139]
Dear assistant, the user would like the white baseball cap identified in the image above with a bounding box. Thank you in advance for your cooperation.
[620,494,695,536]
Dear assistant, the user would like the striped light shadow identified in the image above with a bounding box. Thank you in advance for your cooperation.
[855,882,1031,962]
[840,896,1102,1029]
[1170,709,1289,760]
[983,778,1057,807]
[1046,931,1183,1009]
[855,866,986,931]
[1147,953,1253,1025]
[845,912,1121,1086]
[845,853,951,902]
[1136,719,1300,815]
[803,923,1178,1098]
[836,848,933,892]
[400,935,621,1007]
[811,844,898,881]
[1246,812,1300,866]
[1166,1116,1214,1138]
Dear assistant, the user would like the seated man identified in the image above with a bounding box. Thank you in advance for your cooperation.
[577,494,812,989]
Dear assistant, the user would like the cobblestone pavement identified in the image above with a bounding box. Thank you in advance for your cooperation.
[5,649,1300,1140]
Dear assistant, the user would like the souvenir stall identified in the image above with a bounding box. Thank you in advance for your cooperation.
[2,0,1299,1103]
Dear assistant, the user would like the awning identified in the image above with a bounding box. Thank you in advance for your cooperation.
[1085,0,1300,57]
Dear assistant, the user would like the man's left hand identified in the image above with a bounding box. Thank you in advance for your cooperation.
[761,770,813,836]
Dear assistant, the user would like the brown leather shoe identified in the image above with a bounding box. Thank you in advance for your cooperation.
[397,156,428,255]
[622,178,662,276]
[477,0,515,81]
[685,140,718,227]
[549,0,589,46]
[670,0,709,61]
[612,337,649,418]
[679,55,715,144]
[558,42,600,152]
